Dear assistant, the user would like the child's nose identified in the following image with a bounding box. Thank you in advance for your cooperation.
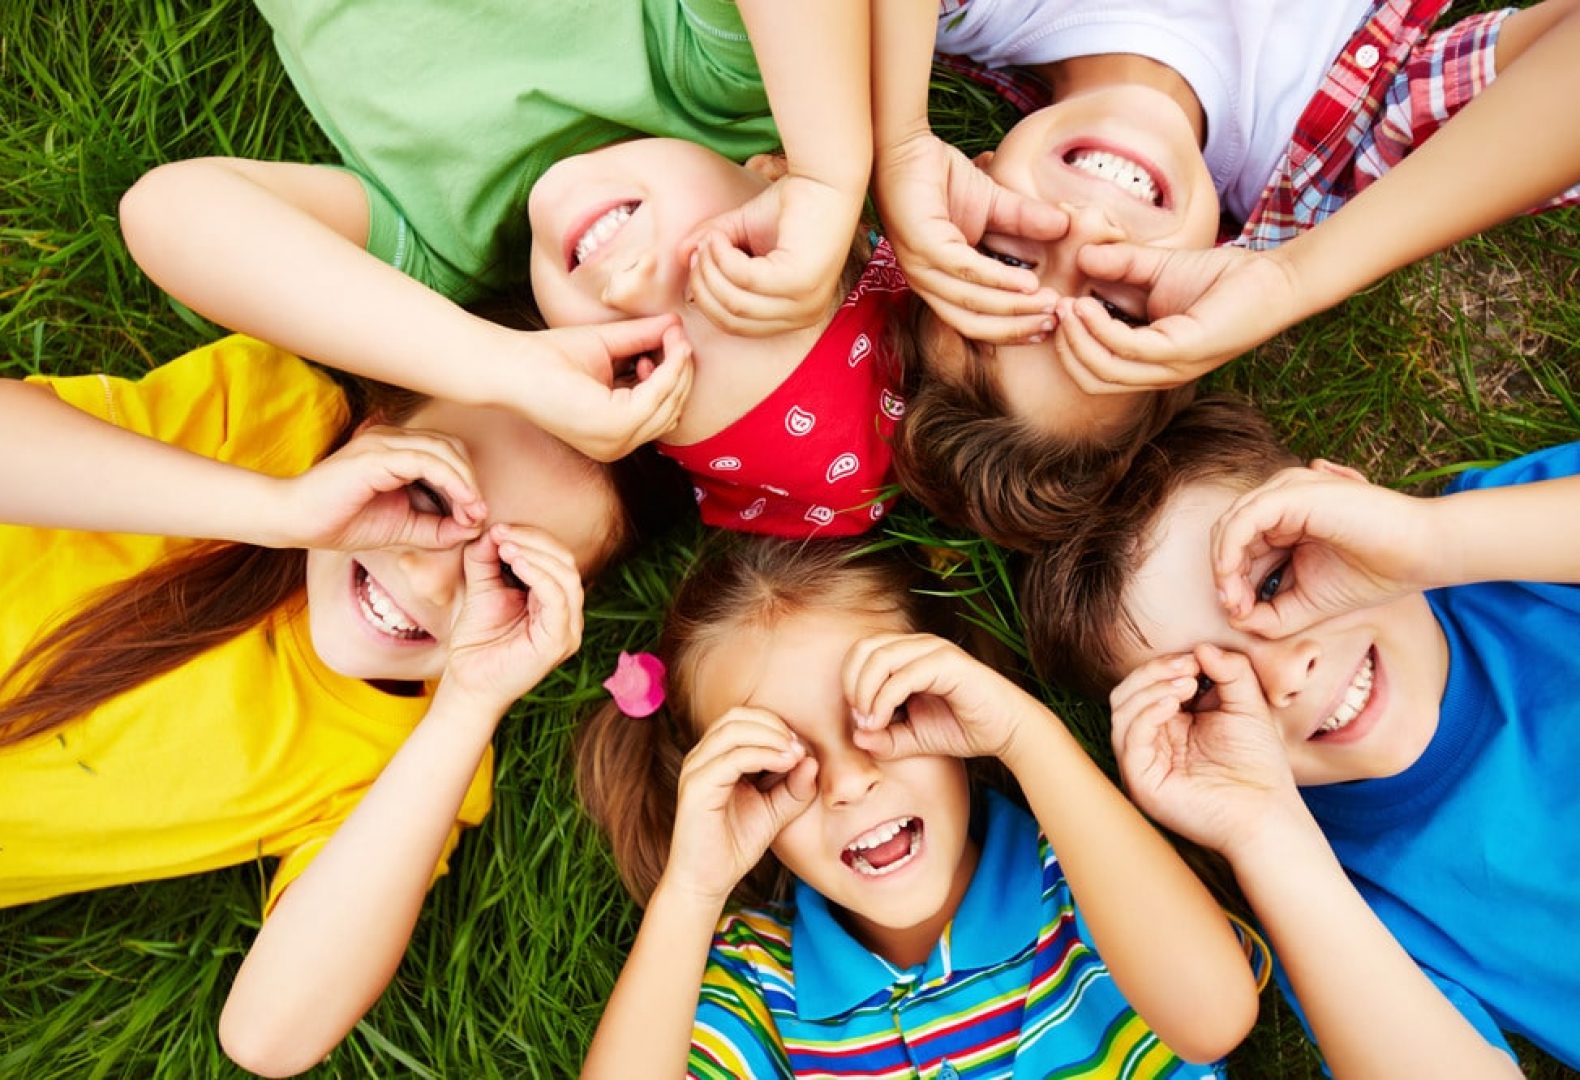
[395,546,461,610]
[1250,637,1320,711]
[600,251,671,316]
[819,744,881,808]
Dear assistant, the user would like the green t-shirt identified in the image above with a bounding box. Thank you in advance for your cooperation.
[257,0,781,301]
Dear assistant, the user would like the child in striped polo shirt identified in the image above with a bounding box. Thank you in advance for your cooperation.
[575,538,1265,1078]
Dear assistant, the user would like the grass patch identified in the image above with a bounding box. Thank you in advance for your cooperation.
[2,2,1576,1077]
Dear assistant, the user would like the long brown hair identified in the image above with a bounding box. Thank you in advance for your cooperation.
[575,536,965,908]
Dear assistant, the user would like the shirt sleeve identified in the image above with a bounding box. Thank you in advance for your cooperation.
[1444,441,1580,494]
[1271,953,1516,1075]
[338,163,484,304]
[263,742,495,916]
[688,945,794,1080]
[27,335,347,477]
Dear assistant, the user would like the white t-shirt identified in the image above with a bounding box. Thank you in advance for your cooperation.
[935,0,1376,220]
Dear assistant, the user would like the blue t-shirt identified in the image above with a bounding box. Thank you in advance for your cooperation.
[1292,441,1580,1068]
[689,790,1259,1078]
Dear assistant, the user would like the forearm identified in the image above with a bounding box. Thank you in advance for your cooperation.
[1277,5,1580,317]
[1226,810,1519,1077]
[1432,476,1580,586]
[219,682,500,1078]
[1003,717,1256,1061]
[0,380,291,543]
[120,158,511,408]
[738,0,872,194]
[871,0,937,150]
[581,880,724,1079]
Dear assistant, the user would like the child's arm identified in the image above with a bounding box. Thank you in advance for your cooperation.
[1060,0,1580,389]
[871,0,1066,345]
[1211,460,1580,638]
[219,527,582,1078]
[1111,647,1522,1076]
[681,0,872,337]
[120,159,693,461]
[842,634,1258,1063]
[582,708,817,1078]
[0,378,484,549]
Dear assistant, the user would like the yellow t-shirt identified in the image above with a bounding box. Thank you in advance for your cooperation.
[0,336,492,911]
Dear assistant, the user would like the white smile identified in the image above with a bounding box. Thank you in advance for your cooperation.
[1066,149,1161,206]
[1314,652,1375,736]
[354,563,430,640]
[841,817,921,878]
[572,202,638,268]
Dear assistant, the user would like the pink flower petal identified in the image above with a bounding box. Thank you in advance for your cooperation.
[602,651,667,717]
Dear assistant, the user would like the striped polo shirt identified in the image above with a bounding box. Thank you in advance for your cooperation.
[688,791,1251,1079]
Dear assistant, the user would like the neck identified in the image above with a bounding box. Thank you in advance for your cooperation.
[660,310,827,447]
[1033,54,1207,148]
[841,838,980,970]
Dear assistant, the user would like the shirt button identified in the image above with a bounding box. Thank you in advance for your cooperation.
[938,1063,960,1080]
[1354,43,1380,69]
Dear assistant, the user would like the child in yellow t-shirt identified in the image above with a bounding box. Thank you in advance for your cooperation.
[0,334,638,1076]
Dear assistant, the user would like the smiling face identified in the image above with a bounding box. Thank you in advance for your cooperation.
[1114,482,1450,786]
[303,400,618,683]
[526,138,772,329]
[932,85,1220,438]
[692,606,976,964]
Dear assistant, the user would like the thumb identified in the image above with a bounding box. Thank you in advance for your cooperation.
[396,511,479,551]
[589,314,682,359]
[460,530,505,590]
[765,757,819,824]
[1194,644,1265,715]
[1076,240,1172,288]
[984,182,1070,242]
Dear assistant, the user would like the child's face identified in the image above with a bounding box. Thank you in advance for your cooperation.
[527,138,771,329]
[303,400,617,683]
[933,85,1221,440]
[1112,481,1450,787]
[693,607,976,963]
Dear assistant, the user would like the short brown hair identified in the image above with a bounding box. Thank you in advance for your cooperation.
[892,301,1195,553]
[574,536,964,907]
[1019,395,1299,700]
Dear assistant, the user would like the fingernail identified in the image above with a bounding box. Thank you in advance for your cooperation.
[1040,319,1055,333]
[688,251,699,270]
[1028,333,1045,344]
[852,710,872,729]
[1217,589,1230,608]
[1169,655,1190,670]
[1173,676,1197,691]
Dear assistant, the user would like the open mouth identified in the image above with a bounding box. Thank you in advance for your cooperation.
[566,201,640,271]
[1063,144,1167,208]
[1311,647,1376,739]
[840,817,923,878]
[352,562,432,642]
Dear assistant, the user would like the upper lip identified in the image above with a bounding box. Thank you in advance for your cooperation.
[562,199,639,273]
[1306,646,1374,739]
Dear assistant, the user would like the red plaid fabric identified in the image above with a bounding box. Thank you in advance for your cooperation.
[1237,1,1580,248]
[931,52,1051,118]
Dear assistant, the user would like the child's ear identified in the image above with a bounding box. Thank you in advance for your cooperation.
[973,150,995,170]
[744,153,790,183]
[1307,458,1368,483]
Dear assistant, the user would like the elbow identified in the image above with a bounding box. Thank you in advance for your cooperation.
[218,998,332,1079]
[1160,973,1260,1065]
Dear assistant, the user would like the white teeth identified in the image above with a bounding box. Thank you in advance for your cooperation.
[1316,654,1375,735]
[847,817,911,853]
[1067,150,1160,206]
[844,818,919,878]
[358,569,423,637]
[572,203,636,266]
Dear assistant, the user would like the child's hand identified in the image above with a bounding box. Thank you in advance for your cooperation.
[663,708,819,905]
[441,525,584,713]
[841,632,1044,765]
[276,426,487,551]
[520,318,695,462]
[1051,241,1303,392]
[875,130,1066,344]
[1212,462,1439,636]
[1111,645,1300,858]
[682,174,864,337]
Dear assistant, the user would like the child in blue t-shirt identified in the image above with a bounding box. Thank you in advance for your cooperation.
[574,538,1263,1077]
[1019,395,1580,1074]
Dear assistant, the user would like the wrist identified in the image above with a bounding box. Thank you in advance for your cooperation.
[651,868,732,921]
[1218,796,1323,870]
[241,473,305,549]
[429,673,513,732]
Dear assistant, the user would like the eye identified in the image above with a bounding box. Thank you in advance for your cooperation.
[749,770,787,794]
[1256,560,1291,604]
[978,245,1034,270]
[406,480,451,518]
[1096,296,1147,328]
[499,560,529,593]
[1184,673,1220,714]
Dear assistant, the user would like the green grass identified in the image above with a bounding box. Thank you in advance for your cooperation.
[2,3,1577,1077]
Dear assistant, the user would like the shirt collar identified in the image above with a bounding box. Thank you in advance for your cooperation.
[789,790,1044,1020]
